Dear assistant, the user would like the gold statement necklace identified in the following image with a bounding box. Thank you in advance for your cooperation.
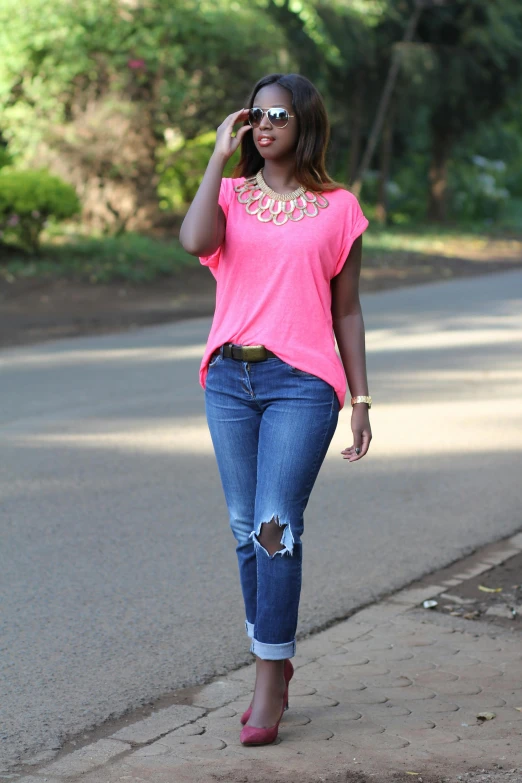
[234,168,329,226]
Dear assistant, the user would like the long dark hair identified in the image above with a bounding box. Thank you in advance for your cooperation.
[231,73,345,193]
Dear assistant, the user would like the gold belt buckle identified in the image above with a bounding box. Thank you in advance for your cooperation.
[240,344,267,361]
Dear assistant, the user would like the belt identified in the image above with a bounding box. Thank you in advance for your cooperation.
[214,343,278,362]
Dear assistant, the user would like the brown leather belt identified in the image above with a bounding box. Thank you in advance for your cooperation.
[213,343,278,362]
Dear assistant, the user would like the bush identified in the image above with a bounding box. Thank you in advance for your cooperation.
[449,155,509,221]
[0,170,80,253]
[157,131,239,211]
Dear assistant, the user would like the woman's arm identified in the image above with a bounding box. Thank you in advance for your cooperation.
[331,235,372,461]
[179,108,251,257]
[179,152,227,257]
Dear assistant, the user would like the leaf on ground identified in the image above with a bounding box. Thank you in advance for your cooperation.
[478,585,503,593]
[477,711,496,721]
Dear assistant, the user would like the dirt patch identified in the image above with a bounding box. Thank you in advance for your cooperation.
[427,551,522,629]
[1,246,522,349]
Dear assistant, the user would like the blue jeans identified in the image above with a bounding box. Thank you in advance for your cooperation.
[204,345,340,660]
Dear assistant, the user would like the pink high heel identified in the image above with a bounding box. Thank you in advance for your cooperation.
[240,690,287,746]
[240,658,294,725]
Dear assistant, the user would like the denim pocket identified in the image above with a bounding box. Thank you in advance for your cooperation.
[208,351,223,369]
[289,365,318,379]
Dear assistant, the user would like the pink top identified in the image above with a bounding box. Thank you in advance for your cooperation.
[198,176,369,408]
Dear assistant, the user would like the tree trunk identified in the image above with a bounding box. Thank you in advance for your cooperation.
[351,2,423,197]
[348,72,364,185]
[375,106,395,225]
[427,124,452,222]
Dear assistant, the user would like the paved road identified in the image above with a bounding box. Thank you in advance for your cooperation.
[1,270,521,771]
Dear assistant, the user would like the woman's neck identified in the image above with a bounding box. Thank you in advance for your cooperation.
[261,160,300,194]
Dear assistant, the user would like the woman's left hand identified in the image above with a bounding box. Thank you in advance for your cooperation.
[341,405,372,461]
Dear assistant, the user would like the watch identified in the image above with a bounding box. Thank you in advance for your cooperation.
[351,395,372,409]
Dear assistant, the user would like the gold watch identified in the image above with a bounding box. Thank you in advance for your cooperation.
[351,395,372,409]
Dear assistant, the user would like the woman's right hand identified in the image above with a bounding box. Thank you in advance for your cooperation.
[213,108,252,161]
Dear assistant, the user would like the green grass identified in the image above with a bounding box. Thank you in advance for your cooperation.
[0,231,199,283]
[1,215,521,284]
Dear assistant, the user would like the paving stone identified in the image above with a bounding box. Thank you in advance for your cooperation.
[123,752,210,771]
[364,702,412,717]
[210,705,237,718]
[325,621,375,643]
[296,638,351,658]
[279,726,335,741]
[321,726,387,745]
[428,654,481,667]
[377,716,436,730]
[44,739,131,776]
[285,682,316,696]
[131,742,172,757]
[434,681,483,696]
[295,660,389,679]
[452,562,497,578]
[339,640,394,653]
[480,547,520,565]
[335,663,392,676]
[392,699,460,713]
[382,686,437,701]
[311,705,361,721]
[278,712,312,727]
[348,689,389,705]
[356,647,414,661]
[456,639,503,652]
[285,693,340,709]
[346,604,406,624]
[110,704,206,743]
[307,682,367,700]
[456,664,503,680]
[392,727,460,744]
[289,653,316,668]
[414,670,459,685]
[160,735,228,753]
[349,732,410,749]
[393,662,438,675]
[360,674,413,689]
[191,679,249,709]
[319,652,371,666]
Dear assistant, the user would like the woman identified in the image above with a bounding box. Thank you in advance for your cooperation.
[179,73,372,746]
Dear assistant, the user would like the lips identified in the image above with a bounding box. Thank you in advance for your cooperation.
[258,135,275,144]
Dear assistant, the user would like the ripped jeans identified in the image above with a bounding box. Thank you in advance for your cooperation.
[204,346,340,660]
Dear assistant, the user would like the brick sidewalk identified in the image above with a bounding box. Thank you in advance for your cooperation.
[17,534,522,783]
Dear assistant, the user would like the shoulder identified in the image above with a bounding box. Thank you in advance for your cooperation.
[323,186,361,208]
[221,175,247,190]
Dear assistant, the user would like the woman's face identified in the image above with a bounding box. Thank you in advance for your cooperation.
[251,84,299,160]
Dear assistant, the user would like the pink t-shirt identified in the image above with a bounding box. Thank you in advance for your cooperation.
[198,176,369,408]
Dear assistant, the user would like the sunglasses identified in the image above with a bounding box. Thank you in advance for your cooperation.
[248,106,295,129]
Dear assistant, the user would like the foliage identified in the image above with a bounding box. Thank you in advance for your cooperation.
[1,231,196,283]
[0,169,80,252]
[1,0,522,229]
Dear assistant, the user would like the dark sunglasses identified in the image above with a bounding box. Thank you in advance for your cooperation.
[248,106,295,129]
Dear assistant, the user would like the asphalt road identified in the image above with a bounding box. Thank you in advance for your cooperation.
[1,269,521,771]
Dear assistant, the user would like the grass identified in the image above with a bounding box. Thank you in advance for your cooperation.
[1,215,521,285]
[0,231,198,284]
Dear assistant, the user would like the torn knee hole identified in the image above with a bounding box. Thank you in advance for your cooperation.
[257,516,288,556]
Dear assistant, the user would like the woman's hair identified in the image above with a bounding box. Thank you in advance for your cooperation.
[231,73,345,193]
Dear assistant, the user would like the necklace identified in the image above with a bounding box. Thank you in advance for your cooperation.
[234,168,329,225]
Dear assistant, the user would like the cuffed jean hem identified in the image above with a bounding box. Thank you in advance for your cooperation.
[245,620,255,639]
[249,637,296,660]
